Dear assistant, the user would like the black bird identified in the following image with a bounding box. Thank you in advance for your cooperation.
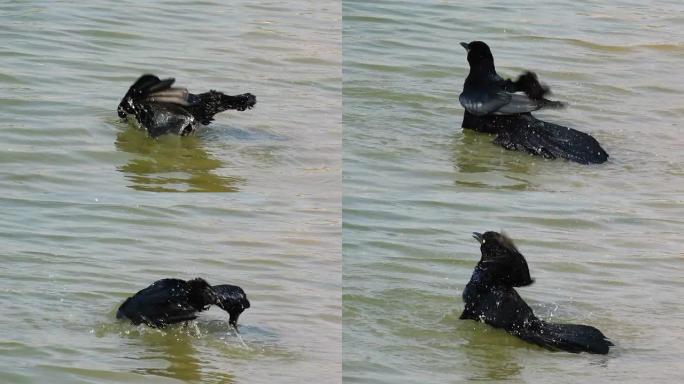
[117,278,250,328]
[117,74,256,138]
[459,41,608,164]
[460,231,613,354]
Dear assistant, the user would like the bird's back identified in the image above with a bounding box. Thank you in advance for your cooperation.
[461,269,536,331]
[117,279,199,327]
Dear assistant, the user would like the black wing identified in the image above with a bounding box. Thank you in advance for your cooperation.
[460,71,564,116]
[459,89,511,116]
[128,74,176,96]
[118,75,175,113]
[460,89,562,116]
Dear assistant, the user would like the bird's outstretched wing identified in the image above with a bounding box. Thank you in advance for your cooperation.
[125,75,176,100]
[146,88,191,106]
[494,93,564,115]
[460,90,563,116]
[118,74,179,118]
[459,90,511,116]
[460,70,565,116]
[505,71,550,100]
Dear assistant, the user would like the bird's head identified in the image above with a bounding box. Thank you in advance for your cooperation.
[460,41,495,72]
[472,231,534,287]
[117,96,135,119]
[212,284,250,328]
[472,231,519,260]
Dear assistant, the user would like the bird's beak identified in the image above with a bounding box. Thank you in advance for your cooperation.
[229,311,241,329]
[472,232,484,243]
[460,42,469,51]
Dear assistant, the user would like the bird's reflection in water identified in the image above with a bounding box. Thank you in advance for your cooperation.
[131,327,236,384]
[115,127,243,192]
[451,129,535,191]
[461,325,523,382]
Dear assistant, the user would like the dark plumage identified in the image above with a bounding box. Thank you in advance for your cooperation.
[117,74,256,137]
[463,112,609,164]
[460,41,564,116]
[460,231,613,354]
[459,41,608,164]
[117,278,250,328]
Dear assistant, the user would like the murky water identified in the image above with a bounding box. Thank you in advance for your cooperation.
[343,0,683,383]
[0,1,340,383]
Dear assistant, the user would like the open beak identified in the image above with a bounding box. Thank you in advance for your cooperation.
[460,42,469,51]
[472,232,483,243]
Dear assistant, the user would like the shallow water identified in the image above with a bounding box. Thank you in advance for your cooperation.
[0,1,340,383]
[343,0,684,383]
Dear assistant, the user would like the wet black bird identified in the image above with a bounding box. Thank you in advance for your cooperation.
[117,74,256,137]
[459,41,608,164]
[117,278,250,328]
[460,231,613,354]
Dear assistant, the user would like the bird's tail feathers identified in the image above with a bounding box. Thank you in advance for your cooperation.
[517,321,613,354]
[493,115,609,164]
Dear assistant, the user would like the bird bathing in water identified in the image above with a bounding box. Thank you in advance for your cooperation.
[117,278,250,329]
[459,41,608,164]
[460,231,613,354]
[117,74,256,137]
